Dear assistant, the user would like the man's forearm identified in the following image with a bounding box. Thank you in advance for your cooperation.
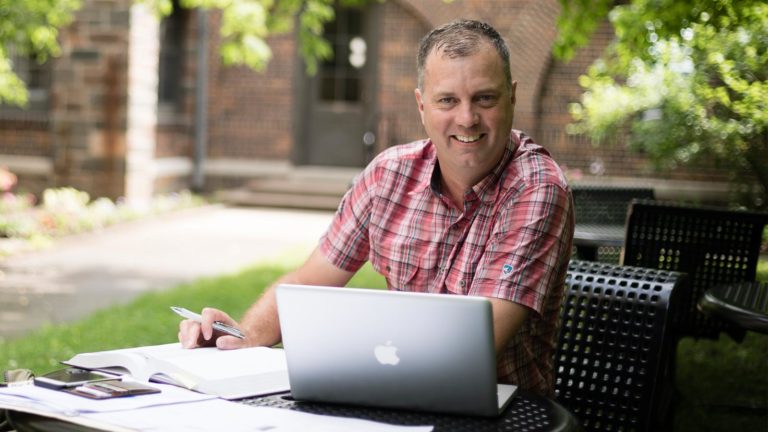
[239,273,302,347]
[238,247,357,347]
[488,297,529,355]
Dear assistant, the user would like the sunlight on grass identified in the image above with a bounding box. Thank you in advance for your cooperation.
[0,262,387,375]
[757,258,767,282]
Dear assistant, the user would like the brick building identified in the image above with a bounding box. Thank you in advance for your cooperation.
[0,0,730,206]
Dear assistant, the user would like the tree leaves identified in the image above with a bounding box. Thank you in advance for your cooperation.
[557,0,768,208]
[0,0,371,106]
[0,0,81,105]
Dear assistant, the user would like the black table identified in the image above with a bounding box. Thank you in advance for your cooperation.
[5,390,582,432]
[698,281,768,334]
[572,224,625,262]
[239,390,581,432]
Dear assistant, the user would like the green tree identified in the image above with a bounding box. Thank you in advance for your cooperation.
[555,0,768,209]
[1,0,369,107]
[0,0,81,105]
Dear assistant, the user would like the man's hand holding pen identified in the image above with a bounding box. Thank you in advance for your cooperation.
[175,306,249,350]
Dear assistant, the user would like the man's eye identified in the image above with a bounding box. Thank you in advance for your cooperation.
[476,95,498,106]
[436,96,458,106]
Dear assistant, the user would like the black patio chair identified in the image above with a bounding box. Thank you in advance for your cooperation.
[621,200,768,340]
[571,186,655,263]
[556,260,687,432]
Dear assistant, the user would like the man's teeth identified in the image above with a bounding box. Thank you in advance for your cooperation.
[454,135,481,143]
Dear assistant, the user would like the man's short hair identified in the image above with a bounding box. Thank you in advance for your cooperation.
[416,19,512,91]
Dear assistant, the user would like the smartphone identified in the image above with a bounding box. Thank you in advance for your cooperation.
[33,368,115,390]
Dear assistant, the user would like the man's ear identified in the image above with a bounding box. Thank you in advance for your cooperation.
[510,80,517,106]
[414,88,426,124]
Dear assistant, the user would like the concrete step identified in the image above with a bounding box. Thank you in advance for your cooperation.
[245,177,352,196]
[214,167,360,210]
[215,189,343,210]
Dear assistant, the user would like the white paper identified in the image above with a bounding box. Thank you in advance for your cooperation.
[0,380,434,432]
[0,382,216,415]
[85,399,434,432]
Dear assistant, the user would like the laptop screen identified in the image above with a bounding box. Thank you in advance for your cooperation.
[276,284,515,417]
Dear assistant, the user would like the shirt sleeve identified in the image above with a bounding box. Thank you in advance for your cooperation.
[470,182,574,314]
[318,166,377,272]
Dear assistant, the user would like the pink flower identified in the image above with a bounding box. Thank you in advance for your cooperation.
[0,167,17,192]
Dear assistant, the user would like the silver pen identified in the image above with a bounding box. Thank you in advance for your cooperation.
[171,306,246,339]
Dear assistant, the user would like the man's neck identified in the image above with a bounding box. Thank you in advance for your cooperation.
[438,157,501,209]
[440,174,469,210]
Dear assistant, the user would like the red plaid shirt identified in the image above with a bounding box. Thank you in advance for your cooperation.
[319,130,574,396]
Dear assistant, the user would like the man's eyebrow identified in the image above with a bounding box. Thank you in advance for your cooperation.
[474,86,503,95]
[430,90,456,99]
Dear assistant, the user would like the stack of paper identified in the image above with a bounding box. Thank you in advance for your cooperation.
[0,383,434,431]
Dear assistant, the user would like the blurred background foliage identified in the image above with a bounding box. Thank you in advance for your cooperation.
[0,0,371,106]
[0,167,203,256]
[555,0,768,209]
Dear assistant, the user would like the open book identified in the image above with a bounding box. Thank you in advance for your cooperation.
[63,343,289,400]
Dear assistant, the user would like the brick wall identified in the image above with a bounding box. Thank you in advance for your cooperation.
[206,13,296,161]
[48,0,134,200]
[376,1,428,149]
[0,115,51,196]
[0,119,51,158]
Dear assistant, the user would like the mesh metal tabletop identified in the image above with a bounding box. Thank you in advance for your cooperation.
[238,390,581,432]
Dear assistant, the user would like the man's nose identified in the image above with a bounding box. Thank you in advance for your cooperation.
[455,103,479,128]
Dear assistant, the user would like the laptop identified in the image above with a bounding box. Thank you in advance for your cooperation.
[275,284,517,417]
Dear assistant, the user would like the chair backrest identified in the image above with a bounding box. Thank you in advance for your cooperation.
[622,200,768,339]
[571,186,655,263]
[556,260,687,432]
[571,186,655,225]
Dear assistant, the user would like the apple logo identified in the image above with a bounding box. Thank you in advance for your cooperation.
[374,340,400,365]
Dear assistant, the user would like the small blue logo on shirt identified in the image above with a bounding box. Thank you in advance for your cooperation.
[502,264,513,278]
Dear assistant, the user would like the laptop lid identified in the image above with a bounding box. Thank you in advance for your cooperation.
[275,284,516,417]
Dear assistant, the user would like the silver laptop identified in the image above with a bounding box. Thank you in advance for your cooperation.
[275,284,517,417]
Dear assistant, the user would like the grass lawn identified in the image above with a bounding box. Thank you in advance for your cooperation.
[0,262,387,374]
[1,260,766,431]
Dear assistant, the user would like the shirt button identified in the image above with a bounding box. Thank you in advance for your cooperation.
[459,280,466,288]
[386,265,391,272]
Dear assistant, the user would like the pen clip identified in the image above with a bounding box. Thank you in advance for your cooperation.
[172,306,245,339]
[213,321,245,339]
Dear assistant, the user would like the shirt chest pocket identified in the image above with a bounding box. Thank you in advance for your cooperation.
[369,236,436,292]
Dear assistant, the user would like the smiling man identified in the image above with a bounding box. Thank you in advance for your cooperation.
[179,19,574,397]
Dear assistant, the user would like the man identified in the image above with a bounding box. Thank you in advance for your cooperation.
[180,19,574,396]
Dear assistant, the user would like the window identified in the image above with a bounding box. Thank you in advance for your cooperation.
[0,50,51,119]
[318,7,367,103]
[158,0,188,111]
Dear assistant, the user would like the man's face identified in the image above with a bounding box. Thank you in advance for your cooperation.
[415,43,516,182]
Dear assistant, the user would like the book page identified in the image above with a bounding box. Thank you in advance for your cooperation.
[65,343,289,399]
[64,351,153,381]
[152,346,286,381]
[147,346,289,398]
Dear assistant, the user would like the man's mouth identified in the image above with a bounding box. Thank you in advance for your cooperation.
[453,134,484,143]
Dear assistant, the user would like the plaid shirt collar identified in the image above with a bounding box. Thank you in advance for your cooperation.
[416,131,522,207]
